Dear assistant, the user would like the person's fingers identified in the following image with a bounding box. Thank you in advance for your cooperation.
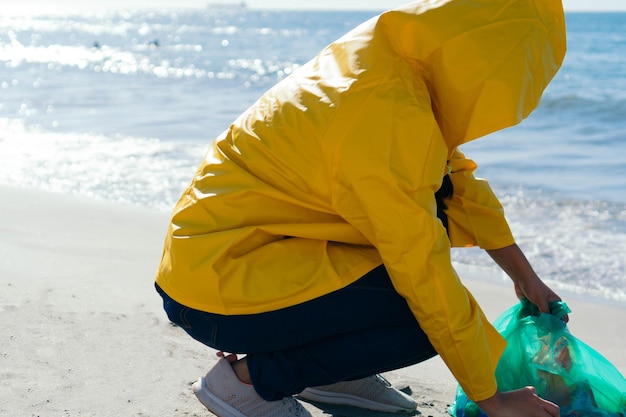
[536,298,551,314]
[527,386,559,417]
[547,294,570,322]
[543,399,560,417]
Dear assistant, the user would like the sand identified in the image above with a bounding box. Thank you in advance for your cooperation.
[1,185,624,417]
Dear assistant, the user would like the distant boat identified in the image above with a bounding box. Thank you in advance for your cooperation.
[206,1,247,9]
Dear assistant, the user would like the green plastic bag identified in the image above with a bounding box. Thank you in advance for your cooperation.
[449,300,626,417]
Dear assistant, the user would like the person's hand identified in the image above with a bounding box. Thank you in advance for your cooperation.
[476,388,559,417]
[513,273,567,322]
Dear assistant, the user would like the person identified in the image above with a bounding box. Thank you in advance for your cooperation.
[155,0,568,416]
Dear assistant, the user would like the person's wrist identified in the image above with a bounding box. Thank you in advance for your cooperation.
[476,390,503,416]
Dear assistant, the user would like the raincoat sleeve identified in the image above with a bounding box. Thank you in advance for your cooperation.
[445,148,515,249]
[329,81,506,401]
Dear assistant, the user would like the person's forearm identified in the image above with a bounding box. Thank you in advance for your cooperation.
[486,243,538,283]
[486,243,563,316]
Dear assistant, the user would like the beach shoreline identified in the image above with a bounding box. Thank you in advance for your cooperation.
[0,185,623,417]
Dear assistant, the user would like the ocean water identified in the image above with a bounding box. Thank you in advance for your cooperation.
[0,8,625,304]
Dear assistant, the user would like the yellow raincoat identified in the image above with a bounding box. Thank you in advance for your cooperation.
[156,0,566,402]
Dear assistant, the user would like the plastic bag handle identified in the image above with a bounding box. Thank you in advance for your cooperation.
[518,299,571,320]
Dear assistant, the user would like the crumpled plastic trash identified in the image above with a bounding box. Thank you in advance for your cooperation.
[449,300,626,417]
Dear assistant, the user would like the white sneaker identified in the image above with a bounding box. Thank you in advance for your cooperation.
[298,374,417,414]
[192,357,312,417]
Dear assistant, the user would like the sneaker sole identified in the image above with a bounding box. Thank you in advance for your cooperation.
[298,388,415,414]
[192,376,248,417]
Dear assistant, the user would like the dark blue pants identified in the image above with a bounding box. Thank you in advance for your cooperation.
[156,264,437,401]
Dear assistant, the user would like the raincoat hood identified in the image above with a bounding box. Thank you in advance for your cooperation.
[381,0,566,147]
